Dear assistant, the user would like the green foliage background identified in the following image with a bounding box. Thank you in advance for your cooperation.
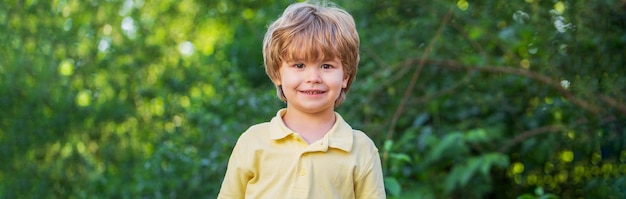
[1,0,625,198]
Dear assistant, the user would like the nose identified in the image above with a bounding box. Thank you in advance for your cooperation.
[306,67,322,83]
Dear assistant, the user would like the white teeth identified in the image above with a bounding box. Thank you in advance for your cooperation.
[304,91,322,94]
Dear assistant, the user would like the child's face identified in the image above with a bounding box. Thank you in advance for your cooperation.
[274,57,348,113]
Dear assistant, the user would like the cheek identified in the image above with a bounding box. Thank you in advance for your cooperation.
[276,68,291,84]
[280,74,298,87]
[329,74,347,88]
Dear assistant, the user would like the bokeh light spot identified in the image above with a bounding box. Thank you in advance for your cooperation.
[76,90,91,107]
[457,0,469,11]
[59,59,74,76]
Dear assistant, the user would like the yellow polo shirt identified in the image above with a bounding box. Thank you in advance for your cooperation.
[218,109,386,199]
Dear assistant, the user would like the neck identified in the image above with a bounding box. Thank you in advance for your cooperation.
[282,108,336,143]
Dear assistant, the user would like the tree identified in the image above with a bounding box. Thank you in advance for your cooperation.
[1,0,624,198]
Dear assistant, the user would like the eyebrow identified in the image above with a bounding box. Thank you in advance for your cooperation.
[285,58,340,63]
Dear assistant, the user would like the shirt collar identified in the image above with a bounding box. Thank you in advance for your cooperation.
[269,109,354,152]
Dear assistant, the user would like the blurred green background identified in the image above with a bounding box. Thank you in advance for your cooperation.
[1,0,625,198]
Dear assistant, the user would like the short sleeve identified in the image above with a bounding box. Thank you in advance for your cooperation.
[217,135,254,199]
[354,148,386,199]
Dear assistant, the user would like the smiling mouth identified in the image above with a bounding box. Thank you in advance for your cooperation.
[301,90,325,94]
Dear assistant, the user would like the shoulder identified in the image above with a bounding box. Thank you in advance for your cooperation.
[238,122,271,141]
[229,122,272,157]
[246,122,271,134]
[350,129,380,153]
[334,113,380,153]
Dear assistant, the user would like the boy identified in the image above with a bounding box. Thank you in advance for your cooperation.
[217,1,386,198]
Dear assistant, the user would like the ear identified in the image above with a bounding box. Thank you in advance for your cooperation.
[342,76,349,88]
[271,77,281,86]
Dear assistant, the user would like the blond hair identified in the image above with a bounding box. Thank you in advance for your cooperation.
[262,1,360,106]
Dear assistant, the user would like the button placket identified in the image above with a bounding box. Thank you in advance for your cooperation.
[298,152,308,177]
[294,152,307,181]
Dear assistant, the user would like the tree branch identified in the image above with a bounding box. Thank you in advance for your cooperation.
[386,5,455,141]
[599,95,626,117]
[410,59,603,116]
[499,125,567,153]
[471,66,602,116]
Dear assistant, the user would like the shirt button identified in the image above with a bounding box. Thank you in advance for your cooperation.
[299,170,306,176]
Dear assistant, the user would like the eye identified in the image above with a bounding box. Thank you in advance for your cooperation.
[293,63,305,68]
[321,64,332,69]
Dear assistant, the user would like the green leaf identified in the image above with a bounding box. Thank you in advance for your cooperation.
[464,128,489,143]
[535,187,544,196]
[539,194,559,199]
[460,158,481,185]
[428,132,463,162]
[389,153,412,163]
[516,193,536,199]
[384,177,402,197]
[383,139,394,152]
[444,165,464,193]
[480,153,510,174]
[411,113,429,128]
